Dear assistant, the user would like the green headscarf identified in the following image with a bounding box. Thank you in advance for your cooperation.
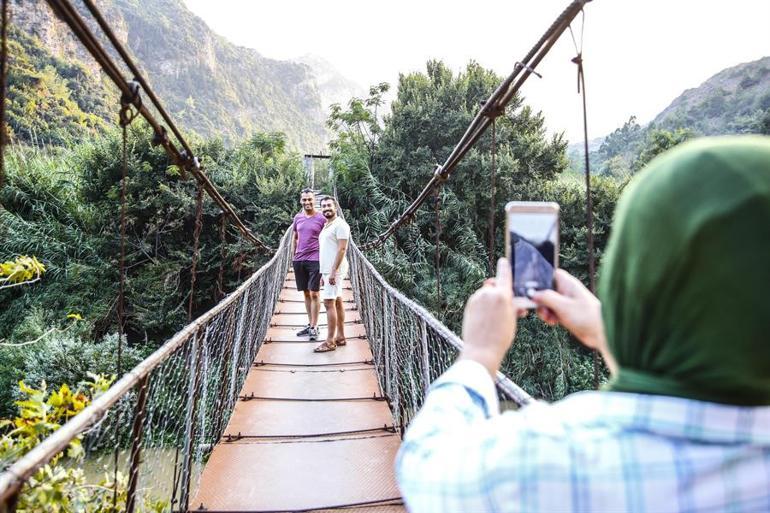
[599,136,770,406]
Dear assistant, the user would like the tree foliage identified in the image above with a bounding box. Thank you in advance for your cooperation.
[0,255,46,289]
[0,127,305,416]
[0,375,167,512]
[330,61,618,400]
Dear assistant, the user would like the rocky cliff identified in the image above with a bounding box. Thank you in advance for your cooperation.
[10,0,332,150]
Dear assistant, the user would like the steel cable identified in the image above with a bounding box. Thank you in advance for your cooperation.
[360,0,592,250]
[43,0,274,252]
[569,12,600,389]
[0,0,8,190]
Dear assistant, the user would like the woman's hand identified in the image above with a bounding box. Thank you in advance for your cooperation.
[532,270,614,372]
[460,258,529,377]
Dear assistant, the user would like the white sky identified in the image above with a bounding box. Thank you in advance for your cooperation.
[182,0,770,143]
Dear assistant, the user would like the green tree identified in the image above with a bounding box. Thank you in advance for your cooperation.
[0,128,305,415]
[632,128,693,172]
[330,60,617,399]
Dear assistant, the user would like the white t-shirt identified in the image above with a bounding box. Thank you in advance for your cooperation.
[319,217,350,275]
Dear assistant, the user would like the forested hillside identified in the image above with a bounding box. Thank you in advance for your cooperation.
[576,56,770,178]
[8,7,767,419]
[10,0,330,149]
[0,130,304,415]
[1,56,619,417]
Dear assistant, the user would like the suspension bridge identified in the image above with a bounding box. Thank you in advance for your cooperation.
[0,0,593,511]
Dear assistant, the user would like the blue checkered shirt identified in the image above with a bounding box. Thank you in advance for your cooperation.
[396,361,770,513]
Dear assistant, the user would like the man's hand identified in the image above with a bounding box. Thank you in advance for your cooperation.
[460,258,528,377]
[531,269,615,373]
[329,271,337,286]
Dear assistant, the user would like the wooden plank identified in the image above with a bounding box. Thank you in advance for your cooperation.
[191,436,401,511]
[191,269,402,511]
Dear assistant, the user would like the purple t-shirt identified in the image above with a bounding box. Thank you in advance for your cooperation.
[293,212,326,261]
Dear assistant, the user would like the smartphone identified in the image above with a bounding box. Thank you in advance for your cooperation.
[504,201,559,308]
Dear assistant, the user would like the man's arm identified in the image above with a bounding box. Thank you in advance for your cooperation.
[291,222,298,258]
[328,239,348,285]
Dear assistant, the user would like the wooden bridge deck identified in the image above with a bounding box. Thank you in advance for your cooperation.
[191,271,404,512]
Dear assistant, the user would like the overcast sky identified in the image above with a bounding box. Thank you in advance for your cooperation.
[182,0,770,143]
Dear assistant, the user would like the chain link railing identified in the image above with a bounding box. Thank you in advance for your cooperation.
[348,241,532,432]
[0,229,292,513]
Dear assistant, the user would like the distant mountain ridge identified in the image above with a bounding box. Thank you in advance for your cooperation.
[653,56,770,135]
[295,55,366,115]
[568,56,770,175]
[10,0,344,151]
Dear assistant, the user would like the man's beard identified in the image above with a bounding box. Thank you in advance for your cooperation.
[323,210,334,218]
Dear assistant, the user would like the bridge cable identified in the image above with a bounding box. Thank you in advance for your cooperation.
[79,0,196,166]
[359,0,592,251]
[43,0,274,253]
[434,187,442,307]
[113,81,140,510]
[216,214,227,301]
[488,116,498,274]
[188,182,205,321]
[0,0,8,190]
[569,11,600,389]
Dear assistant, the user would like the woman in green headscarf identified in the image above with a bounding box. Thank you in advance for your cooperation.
[397,135,770,513]
[538,135,770,405]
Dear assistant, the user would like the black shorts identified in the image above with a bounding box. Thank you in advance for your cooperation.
[293,260,321,292]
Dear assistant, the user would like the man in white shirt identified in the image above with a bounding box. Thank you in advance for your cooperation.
[313,197,350,353]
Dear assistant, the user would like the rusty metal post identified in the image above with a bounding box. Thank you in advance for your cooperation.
[126,375,150,513]
[179,331,204,511]
[381,289,390,399]
[0,0,9,190]
[488,117,497,274]
[419,319,431,393]
[188,182,204,322]
[227,292,250,408]
[211,324,237,441]
[1,490,19,513]
[390,301,404,429]
[434,188,442,306]
[215,215,227,301]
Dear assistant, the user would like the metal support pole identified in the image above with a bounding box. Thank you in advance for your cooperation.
[390,301,403,428]
[179,331,204,511]
[0,0,9,190]
[126,375,150,513]
[488,118,497,273]
[381,290,390,399]
[419,319,431,393]
[434,188,442,306]
[227,292,250,408]
[0,490,19,513]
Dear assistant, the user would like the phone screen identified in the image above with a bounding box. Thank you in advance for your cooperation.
[508,210,558,299]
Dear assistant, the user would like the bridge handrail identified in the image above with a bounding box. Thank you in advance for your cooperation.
[348,240,533,419]
[0,228,293,507]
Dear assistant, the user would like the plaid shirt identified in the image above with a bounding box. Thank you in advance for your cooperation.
[396,361,770,513]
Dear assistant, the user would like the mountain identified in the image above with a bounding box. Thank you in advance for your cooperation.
[653,56,770,135]
[295,55,366,116]
[9,0,333,151]
[571,56,770,176]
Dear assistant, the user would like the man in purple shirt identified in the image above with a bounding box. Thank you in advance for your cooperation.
[292,189,327,340]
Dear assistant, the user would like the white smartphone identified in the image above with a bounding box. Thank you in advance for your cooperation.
[504,201,560,308]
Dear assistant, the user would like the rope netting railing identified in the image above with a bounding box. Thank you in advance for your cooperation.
[348,241,533,431]
[0,229,292,513]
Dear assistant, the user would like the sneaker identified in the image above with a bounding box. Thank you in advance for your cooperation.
[309,327,318,341]
[296,324,311,337]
